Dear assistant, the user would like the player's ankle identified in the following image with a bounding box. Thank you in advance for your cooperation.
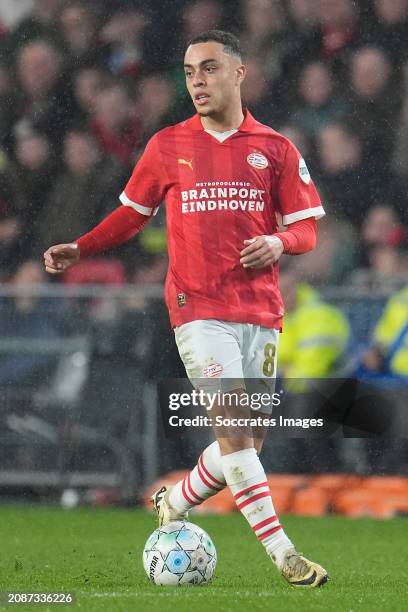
[267,540,294,568]
[167,486,185,513]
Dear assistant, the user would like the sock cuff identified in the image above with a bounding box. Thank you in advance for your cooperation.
[202,441,221,463]
[221,447,257,463]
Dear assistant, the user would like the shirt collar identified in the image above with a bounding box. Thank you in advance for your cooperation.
[185,108,257,132]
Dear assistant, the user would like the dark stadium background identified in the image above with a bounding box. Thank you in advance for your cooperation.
[0,0,407,513]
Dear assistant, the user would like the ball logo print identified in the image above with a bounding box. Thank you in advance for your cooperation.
[143,521,217,586]
[247,151,269,169]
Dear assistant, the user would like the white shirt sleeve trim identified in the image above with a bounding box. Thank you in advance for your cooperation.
[282,205,325,226]
[119,191,159,216]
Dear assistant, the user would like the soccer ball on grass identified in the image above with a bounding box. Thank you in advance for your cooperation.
[143,520,217,586]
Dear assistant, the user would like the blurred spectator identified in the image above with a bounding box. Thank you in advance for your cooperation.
[167,0,224,113]
[182,0,223,41]
[317,0,358,58]
[17,39,60,98]
[278,268,350,378]
[100,4,150,78]
[167,0,223,108]
[348,46,398,165]
[4,129,56,262]
[278,124,311,159]
[351,205,408,289]
[35,129,126,253]
[285,0,359,63]
[58,1,104,70]
[90,82,141,166]
[0,171,22,278]
[289,216,359,287]
[361,205,405,253]
[364,0,408,62]
[3,0,61,57]
[362,286,408,377]
[0,62,18,152]
[316,123,377,222]
[392,93,408,175]
[72,66,107,125]
[241,59,282,125]
[367,245,408,281]
[16,39,74,146]
[391,91,408,217]
[0,0,406,484]
[137,74,176,140]
[0,260,63,390]
[0,0,403,296]
[287,0,318,34]
[290,61,346,137]
[240,0,287,81]
[278,0,359,108]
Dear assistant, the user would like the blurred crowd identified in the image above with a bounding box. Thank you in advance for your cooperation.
[1,1,408,485]
[0,0,407,289]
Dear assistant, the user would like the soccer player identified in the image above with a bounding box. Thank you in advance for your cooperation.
[44,31,328,587]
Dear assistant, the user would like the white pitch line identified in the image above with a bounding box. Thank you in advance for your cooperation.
[79,590,278,598]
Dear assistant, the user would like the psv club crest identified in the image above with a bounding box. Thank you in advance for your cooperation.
[247,151,269,170]
[203,363,223,377]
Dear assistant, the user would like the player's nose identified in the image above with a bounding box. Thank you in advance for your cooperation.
[192,73,205,87]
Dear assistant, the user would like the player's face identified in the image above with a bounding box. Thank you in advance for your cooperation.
[184,42,245,117]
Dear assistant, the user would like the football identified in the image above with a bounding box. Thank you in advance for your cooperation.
[142,520,217,586]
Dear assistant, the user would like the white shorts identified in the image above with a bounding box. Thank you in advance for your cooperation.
[174,319,279,415]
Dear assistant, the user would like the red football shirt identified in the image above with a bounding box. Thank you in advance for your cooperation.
[120,110,325,329]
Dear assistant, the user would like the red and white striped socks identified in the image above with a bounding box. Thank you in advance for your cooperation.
[221,447,293,567]
[168,443,293,567]
[168,441,225,512]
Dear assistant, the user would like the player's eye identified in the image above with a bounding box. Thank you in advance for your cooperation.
[205,66,216,73]
[185,71,193,78]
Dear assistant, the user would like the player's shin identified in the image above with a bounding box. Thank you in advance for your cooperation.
[221,447,293,567]
[168,441,226,513]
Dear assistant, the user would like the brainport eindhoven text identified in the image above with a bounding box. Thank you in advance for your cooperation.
[181,184,266,213]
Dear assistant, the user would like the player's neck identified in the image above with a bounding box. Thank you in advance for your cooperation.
[200,105,244,133]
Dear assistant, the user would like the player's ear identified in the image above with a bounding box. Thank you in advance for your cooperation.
[236,64,246,86]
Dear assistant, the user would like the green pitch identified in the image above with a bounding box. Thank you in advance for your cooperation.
[0,507,406,612]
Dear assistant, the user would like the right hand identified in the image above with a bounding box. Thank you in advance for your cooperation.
[362,346,384,372]
[43,243,80,275]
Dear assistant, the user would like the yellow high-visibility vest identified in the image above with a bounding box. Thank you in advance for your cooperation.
[373,287,408,376]
[279,284,350,378]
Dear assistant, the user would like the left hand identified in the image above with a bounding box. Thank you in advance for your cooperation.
[240,235,284,269]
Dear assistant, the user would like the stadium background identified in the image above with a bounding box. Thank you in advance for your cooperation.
[0,0,407,518]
